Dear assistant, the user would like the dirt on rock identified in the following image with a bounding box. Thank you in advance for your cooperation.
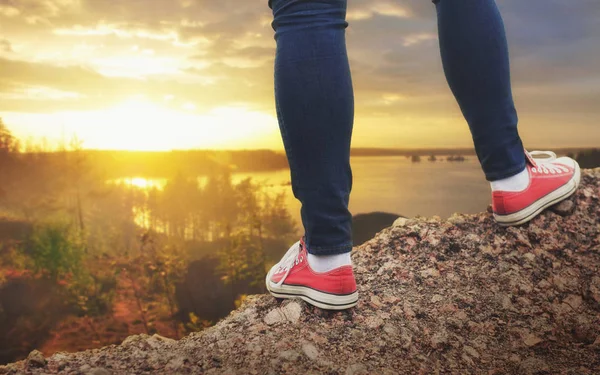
[2,169,599,375]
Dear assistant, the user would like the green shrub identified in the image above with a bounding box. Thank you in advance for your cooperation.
[27,221,85,283]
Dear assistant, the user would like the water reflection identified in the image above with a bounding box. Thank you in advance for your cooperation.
[110,177,167,191]
[107,175,295,238]
[107,156,491,235]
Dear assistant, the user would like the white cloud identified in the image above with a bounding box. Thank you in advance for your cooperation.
[402,33,437,47]
[348,3,410,21]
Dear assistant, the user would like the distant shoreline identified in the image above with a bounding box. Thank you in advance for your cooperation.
[13,147,595,178]
[18,146,595,156]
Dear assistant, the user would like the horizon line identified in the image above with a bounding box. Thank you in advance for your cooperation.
[15,146,597,154]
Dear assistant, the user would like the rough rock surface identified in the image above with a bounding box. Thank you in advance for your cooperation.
[2,169,600,375]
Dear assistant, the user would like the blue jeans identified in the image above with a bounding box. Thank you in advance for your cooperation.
[269,0,526,255]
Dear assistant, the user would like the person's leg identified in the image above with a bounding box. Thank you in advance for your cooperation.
[434,0,580,226]
[271,0,354,256]
[265,0,358,310]
[434,0,526,182]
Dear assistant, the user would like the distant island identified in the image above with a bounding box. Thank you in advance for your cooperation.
[350,147,596,158]
[446,155,466,162]
[350,147,477,157]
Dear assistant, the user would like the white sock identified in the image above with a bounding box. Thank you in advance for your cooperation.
[307,252,352,273]
[490,168,530,192]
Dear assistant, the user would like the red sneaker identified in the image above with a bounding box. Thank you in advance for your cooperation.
[492,150,580,226]
[265,238,358,310]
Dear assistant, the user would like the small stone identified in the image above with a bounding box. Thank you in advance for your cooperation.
[464,345,480,359]
[552,276,568,292]
[146,334,174,350]
[448,213,466,225]
[26,350,46,368]
[80,364,92,372]
[501,294,514,311]
[264,308,285,325]
[370,295,383,307]
[455,310,468,321]
[151,334,176,343]
[264,302,301,326]
[382,295,400,304]
[420,268,440,278]
[431,294,444,303]
[550,199,575,216]
[562,294,583,310]
[301,343,319,360]
[523,333,543,347]
[397,327,412,349]
[518,282,533,294]
[573,324,596,344]
[430,332,449,348]
[461,353,474,366]
[365,316,384,329]
[345,363,368,375]
[509,354,521,363]
[281,301,302,323]
[383,323,398,336]
[51,353,69,362]
[166,357,186,370]
[121,335,145,346]
[518,357,549,375]
[393,217,409,227]
[537,280,551,289]
[588,277,600,303]
[88,368,111,375]
[279,350,301,361]
[207,368,236,375]
[523,253,535,262]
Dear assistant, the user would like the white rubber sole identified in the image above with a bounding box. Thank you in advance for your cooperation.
[266,275,358,310]
[494,162,581,226]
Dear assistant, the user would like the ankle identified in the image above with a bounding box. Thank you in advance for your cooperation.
[490,168,529,192]
[307,252,352,273]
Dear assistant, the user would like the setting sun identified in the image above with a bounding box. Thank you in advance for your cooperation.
[2,0,599,151]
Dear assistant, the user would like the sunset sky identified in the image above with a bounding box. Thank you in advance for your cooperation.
[0,0,599,151]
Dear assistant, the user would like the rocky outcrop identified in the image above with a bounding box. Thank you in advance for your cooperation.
[2,169,599,375]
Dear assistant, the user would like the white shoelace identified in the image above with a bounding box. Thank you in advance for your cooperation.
[528,150,569,174]
[272,241,302,287]
[529,150,557,162]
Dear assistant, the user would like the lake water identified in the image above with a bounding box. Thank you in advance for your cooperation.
[112,156,492,228]
[235,155,491,224]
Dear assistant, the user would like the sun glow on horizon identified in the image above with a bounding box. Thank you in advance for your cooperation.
[3,98,281,151]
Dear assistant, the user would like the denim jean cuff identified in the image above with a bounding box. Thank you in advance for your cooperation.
[485,161,527,182]
[305,240,353,256]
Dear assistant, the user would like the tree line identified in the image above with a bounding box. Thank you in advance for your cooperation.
[0,118,298,364]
